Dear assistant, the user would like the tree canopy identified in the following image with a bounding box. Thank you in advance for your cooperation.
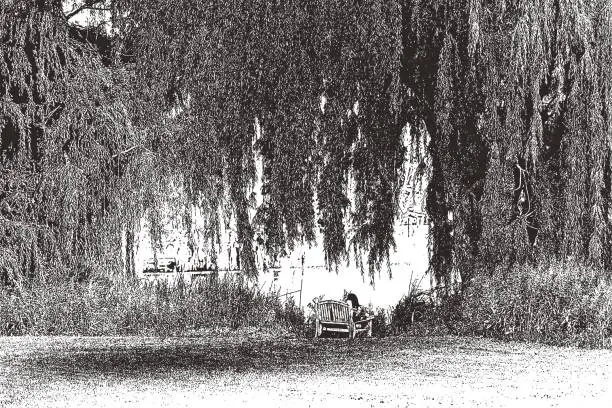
[1,0,611,289]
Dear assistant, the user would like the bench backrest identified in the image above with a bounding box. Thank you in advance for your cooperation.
[316,300,352,323]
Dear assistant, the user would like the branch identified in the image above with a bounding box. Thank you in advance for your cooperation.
[64,0,107,20]
[111,145,142,158]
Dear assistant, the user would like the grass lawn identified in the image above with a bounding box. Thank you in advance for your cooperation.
[1,334,611,407]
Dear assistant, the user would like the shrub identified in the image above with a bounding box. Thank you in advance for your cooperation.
[458,261,612,347]
[371,307,390,337]
[303,295,324,338]
[390,286,431,334]
[275,295,306,335]
[0,272,292,336]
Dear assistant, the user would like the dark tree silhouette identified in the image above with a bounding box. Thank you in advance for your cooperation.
[2,0,611,289]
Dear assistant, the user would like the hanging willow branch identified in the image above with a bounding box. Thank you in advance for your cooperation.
[402,0,612,286]
[1,2,143,284]
[5,0,612,288]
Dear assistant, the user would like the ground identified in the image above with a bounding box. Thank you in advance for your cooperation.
[1,334,611,407]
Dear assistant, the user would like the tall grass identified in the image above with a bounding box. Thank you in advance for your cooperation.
[456,262,612,347]
[0,273,300,336]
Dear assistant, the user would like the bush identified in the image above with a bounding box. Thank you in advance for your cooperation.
[371,307,390,337]
[303,295,324,338]
[458,261,612,347]
[390,287,431,334]
[0,272,296,336]
[275,295,305,335]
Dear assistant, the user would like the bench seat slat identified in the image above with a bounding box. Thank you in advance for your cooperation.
[321,327,349,333]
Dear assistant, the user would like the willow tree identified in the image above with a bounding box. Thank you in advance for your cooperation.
[4,0,611,289]
[403,0,612,288]
[0,0,145,285]
[115,0,612,286]
[117,0,408,281]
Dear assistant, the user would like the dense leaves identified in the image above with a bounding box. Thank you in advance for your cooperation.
[404,0,612,288]
[117,0,408,280]
[2,0,611,288]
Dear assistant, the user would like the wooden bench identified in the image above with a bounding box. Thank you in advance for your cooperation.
[314,299,373,339]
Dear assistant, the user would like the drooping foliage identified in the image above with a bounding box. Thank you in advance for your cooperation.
[116,0,408,280]
[403,0,612,288]
[2,0,612,289]
[0,0,145,285]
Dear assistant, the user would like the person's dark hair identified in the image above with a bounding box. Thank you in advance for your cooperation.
[345,292,360,308]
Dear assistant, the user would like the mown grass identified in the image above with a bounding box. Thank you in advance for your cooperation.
[0,273,304,337]
[3,334,610,408]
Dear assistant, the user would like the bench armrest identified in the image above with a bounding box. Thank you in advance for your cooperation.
[354,317,374,324]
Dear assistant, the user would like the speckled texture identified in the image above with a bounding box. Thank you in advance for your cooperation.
[1,335,611,407]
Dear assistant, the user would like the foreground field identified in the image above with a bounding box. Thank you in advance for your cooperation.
[1,334,611,407]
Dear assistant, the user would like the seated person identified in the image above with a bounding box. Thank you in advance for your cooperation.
[343,291,367,322]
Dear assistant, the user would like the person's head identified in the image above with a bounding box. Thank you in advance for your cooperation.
[343,290,360,308]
